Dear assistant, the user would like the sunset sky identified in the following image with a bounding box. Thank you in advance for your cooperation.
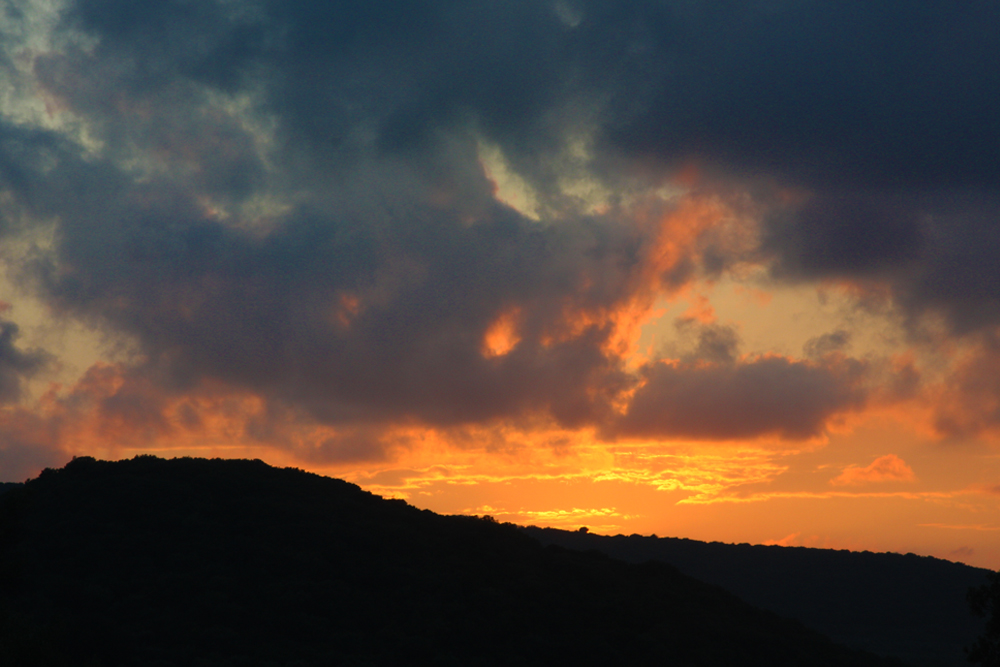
[2,1,1000,568]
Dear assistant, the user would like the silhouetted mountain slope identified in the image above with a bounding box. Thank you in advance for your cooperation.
[523,527,990,667]
[0,456,904,667]
[0,482,21,495]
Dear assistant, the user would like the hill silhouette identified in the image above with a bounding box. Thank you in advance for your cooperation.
[523,527,991,667]
[0,455,905,667]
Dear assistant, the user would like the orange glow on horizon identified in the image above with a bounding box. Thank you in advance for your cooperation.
[6,295,1000,569]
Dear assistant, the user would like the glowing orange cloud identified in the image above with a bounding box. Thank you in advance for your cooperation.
[830,454,915,486]
[461,504,634,532]
[482,307,522,358]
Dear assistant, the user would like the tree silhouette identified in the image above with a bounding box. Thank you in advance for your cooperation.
[968,571,1000,666]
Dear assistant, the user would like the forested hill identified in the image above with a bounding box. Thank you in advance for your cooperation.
[523,527,990,667]
[0,456,903,667]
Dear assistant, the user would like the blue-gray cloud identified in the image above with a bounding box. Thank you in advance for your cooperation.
[0,319,48,404]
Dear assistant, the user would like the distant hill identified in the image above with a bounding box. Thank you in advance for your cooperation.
[0,482,21,495]
[0,456,902,666]
[523,527,991,667]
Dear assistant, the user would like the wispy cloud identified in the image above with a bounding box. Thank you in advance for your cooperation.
[830,454,916,486]
[460,505,635,532]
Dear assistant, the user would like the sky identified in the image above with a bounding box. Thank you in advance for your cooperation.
[2,0,1000,568]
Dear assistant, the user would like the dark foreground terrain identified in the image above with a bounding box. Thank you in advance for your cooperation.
[524,528,991,667]
[0,456,903,667]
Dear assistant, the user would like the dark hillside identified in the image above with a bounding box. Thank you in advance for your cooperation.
[0,456,903,667]
[523,527,990,667]
[0,482,21,495]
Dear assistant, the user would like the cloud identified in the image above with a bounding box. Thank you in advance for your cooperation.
[803,330,851,359]
[676,320,741,365]
[0,0,997,470]
[0,319,49,404]
[764,193,924,280]
[584,2,1000,341]
[601,2,1000,189]
[0,112,742,438]
[924,341,1000,438]
[830,454,916,486]
[767,191,1000,340]
[614,354,868,441]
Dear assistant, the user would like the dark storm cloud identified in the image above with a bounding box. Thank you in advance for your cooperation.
[2,0,997,449]
[763,193,925,279]
[0,0,669,435]
[53,0,586,194]
[896,195,1000,336]
[614,356,868,441]
[765,191,1000,338]
[0,125,638,429]
[599,1,1000,191]
[580,1,1000,336]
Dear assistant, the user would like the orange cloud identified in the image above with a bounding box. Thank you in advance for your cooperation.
[763,532,801,546]
[0,362,404,476]
[830,454,915,486]
[482,306,522,358]
[680,293,716,325]
[540,193,745,363]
